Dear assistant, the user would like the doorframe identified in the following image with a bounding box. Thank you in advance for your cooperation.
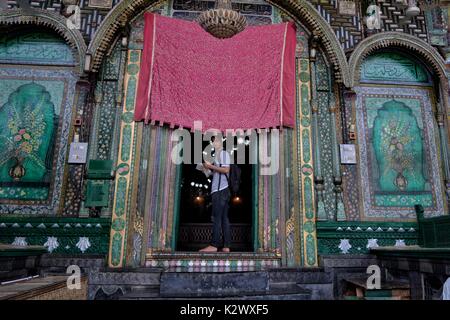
[171,161,259,253]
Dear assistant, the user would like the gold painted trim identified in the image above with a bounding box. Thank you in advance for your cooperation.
[108,50,141,268]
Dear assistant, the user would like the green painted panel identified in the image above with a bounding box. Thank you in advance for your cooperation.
[125,77,137,112]
[300,59,309,72]
[127,64,139,76]
[121,125,132,162]
[361,52,429,84]
[111,218,126,231]
[85,180,110,207]
[0,83,57,200]
[364,97,434,208]
[316,221,419,255]
[302,129,310,162]
[129,51,140,63]
[111,232,123,266]
[304,177,314,220]
[0,32,74,65]
[299,72,310,82]
[87,160,113,179]
[0,217,111,255]
[303,221,314,233]
[306,234,316,266]
[0,187,48,200]
[121,112,134,124]
[114,177,127,216]
[301,84,310,117]
[372,100,426,192]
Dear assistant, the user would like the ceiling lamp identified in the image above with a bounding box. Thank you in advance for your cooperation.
[197,0,247,39]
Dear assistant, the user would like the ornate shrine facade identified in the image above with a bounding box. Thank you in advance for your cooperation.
[1,0,450,299]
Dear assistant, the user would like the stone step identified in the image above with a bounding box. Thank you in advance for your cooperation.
[268,268,332,284]
[122,292,312,300]
[38,254,107,272]
[159,269,331,299]
[268,282,302,293]
[121,281,311,300]
[87,268,163,299]
[160,271,269,298]
[267,268,334,300]
[118,286,161,300]
[88,268,333,300]
[128,284,160,294]
[238,292,311,300]
[89,268,162,286]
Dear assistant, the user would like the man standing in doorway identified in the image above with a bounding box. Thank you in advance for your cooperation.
[199,137,231,253]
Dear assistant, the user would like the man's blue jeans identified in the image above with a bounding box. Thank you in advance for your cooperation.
[211,188,231,248]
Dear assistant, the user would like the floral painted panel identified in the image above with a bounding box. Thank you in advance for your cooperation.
[371,99,426,193]
[355,86,445,219]
[0,83,58,200]
[0,67,77,213]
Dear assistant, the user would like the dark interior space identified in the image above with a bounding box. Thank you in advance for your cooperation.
[177,134,254,252]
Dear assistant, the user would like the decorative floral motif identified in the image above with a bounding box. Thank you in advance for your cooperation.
[374,100,427,193]
[395,239,406,247]
[12,236,27,246]
[0,67,77,213]
[355,87,444,219]
[12,129,37,156]
[1,84,54,182]
[366,238,379,249]
[76,237,91,253]
[44,236,59,253]
[338,239,352,254]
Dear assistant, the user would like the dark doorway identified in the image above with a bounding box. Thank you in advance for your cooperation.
[176,134,254,252]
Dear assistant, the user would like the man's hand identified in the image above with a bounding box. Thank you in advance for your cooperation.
[204,161,230,174]
[204,161,213,170]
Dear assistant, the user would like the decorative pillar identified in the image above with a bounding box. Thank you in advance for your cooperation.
[437,82,450,209]
[63,79,91,217]
[328,91,346,221]
[340,89,358,219]
[297,56,318,267]
[436,105,450,207]
[309,36,326,221]
[108,50,141,268]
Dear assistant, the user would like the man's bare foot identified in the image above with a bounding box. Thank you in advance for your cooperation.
[222,247,230,253]
[199,245,218,252]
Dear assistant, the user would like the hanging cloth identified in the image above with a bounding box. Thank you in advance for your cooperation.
[134,13,296,131]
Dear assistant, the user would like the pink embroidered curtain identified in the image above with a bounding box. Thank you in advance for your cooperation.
[134,13,296,131]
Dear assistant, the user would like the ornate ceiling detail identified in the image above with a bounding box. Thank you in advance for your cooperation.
[348,31,448,88]
[0,7,87,75]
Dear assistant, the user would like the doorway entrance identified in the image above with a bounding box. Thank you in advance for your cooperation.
[176,134,254,252]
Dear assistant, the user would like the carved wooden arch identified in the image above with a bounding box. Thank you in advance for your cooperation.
[267,0,350,86]
[349,32,448,89]
[86,0,351,86]
[0,8,87,75]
